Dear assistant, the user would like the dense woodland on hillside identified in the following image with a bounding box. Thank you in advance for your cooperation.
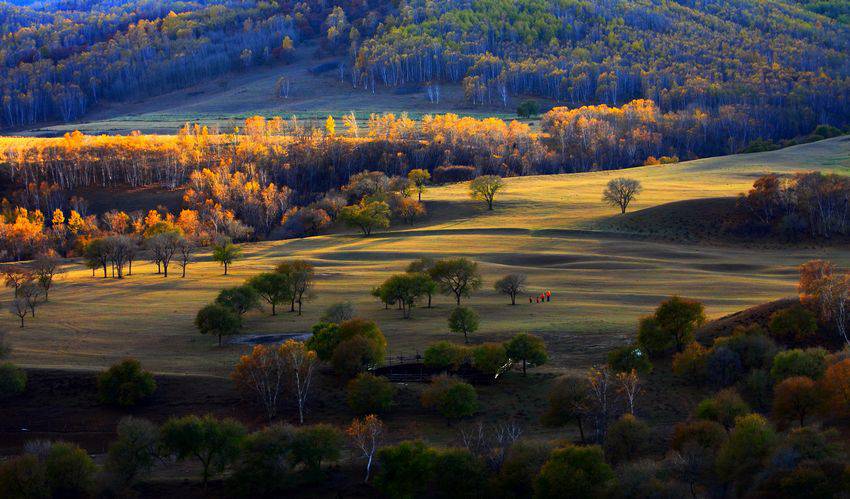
[1,0,850,159]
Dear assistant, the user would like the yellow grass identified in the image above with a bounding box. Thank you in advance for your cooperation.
[3,136,850,376]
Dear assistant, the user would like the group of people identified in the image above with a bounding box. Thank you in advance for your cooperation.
[530,290,552,303]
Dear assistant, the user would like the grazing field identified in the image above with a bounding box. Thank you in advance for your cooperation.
[3,137,850,376]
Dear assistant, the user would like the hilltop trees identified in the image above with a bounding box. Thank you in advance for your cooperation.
[602,178,643,214]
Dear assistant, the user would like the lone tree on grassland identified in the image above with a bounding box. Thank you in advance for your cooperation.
[505,333,548,375]
[469,175,505,210]
[408,169,431,201]
[212,239,241,275]
[429,258,482,305]
[602,177,643,214]
[448,306,480,343]
[276,260,315,315]
[495,273,527,305]
[340,200,391,236]
[247,272,290,316]
[32,253,62,300]
[195,303,242,346]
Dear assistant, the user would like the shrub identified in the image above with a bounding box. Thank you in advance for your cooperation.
[741,368,773,411]
[608,344,652,374]
[347,373,396,414]
[374,441,438,499]
[772,376,826,427]
[321,301,356,323]
[695,388,750,430]
[421,375,478,422]
[823,359,850,417]
[0,362,26,399]
[423,341,469,371]
[324,319,387,376]
[672,342,709,382]
[97,358,156,407]
[769,305,818,344]
[432,448,489,498]
[714,327,778,370]
[670,420,727,452]
[706,346,743,387]
[715,414,777,489]
[331,335,383,377]
[306,321,340,361]
[0,454,48,498]
[637,296,705,356]
[105,417,159,488]
[603,415,651,465]
[289,424,343,477]
[542,375,591,443]
[433,165,476,184]
[472,342,508,376]
[770,348,828,381]
[616,459,685,499]
[44,441,98,498]
[534,445,615,499]
[495,442,550,498]
[228,424,296,496]
[516,99,540,118]
[160,414,246,485]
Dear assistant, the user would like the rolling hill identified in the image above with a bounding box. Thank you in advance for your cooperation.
[3,136,848,376]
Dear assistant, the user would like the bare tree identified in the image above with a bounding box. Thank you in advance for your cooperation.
[32,254,62,300]
[494,273,527,305]
[10,297,28,327]
[602,178,643,214]
[19,282,42,318]
[177,238,194,278]
[104,235,134,278]
[2,265,32,297]
[146,232,181,278]
[460,420,522,471]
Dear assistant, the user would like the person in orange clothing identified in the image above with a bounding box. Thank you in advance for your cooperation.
[546,290,551,302]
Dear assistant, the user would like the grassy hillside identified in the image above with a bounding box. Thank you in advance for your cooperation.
[20,42,516,137]
[3,137,849,376]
